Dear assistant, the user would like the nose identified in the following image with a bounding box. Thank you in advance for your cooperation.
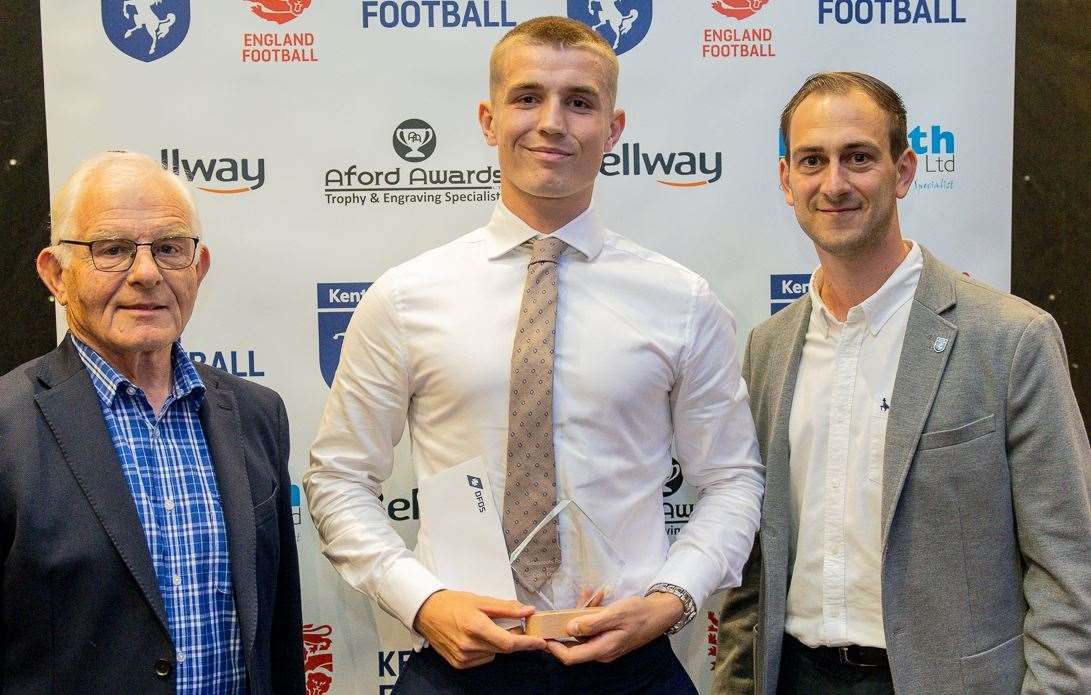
[819,160,852,199]
[127,245,163,286]
[537,96,566,136]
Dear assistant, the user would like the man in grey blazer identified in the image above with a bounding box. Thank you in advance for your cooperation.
[0,152,305,693]
[715,72,1091,694]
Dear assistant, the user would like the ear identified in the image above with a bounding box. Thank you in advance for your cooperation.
[36,247,69,306]
[195,244,211,285]
[479,100,497,146]
[778,158,794,207]
[894,147,917,199]
[604,108,626,153]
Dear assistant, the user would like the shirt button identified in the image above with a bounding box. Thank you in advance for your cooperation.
[154,658,172,678]
[126,386,137,396]
[172,574,182,587]
[164,498,175,511]
[177,650,186,663]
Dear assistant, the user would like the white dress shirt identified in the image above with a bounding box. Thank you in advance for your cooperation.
[305,202,764,637]
[785,242,923,649]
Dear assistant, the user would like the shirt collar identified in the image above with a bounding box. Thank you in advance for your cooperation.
[72,334,206,408]
[809,240,924,337]
[483,200,606,261]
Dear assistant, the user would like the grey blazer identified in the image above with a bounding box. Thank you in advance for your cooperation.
[715,248,1091,694]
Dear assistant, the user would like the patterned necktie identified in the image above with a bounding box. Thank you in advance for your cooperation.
[503,236,566,594]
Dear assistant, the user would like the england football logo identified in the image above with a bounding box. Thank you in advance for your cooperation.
[568,1,652,56]
[102,0,190,62]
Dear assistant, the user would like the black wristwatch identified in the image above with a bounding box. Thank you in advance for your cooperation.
[645,583,697,634]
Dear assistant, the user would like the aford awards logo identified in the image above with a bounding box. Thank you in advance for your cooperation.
[302,624,334,695]
[569,1,652,55]
[102,0,190,62]
[392,119,437,162]
[245,0,312,24]
[712,0,771,21]
[323,118,500,208]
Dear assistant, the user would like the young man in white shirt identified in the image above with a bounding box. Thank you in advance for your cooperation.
[715,72,1091,695]
[306,15,764,694]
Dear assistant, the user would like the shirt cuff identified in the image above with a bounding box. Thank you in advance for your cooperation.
[375,557,446,633]
[647,548,718,610]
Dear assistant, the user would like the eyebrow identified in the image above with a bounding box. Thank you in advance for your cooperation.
[791,141,882,158]
[506,81,602,98]
[85,228,191,241]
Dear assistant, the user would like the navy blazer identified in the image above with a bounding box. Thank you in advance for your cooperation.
[0,336,305,694]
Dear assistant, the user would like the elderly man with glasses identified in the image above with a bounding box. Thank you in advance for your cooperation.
[0,151,305,694]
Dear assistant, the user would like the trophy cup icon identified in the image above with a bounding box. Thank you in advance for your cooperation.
[395,126,434,160]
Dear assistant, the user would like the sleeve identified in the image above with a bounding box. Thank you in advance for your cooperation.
[271,395,306,694]
[649,280,765,609]
[714,329,761,695]
[303,276,444,634]
[1008,314,1091,694]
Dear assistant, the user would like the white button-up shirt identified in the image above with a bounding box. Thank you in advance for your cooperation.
[305,202,763,636]
[785,242,923,648]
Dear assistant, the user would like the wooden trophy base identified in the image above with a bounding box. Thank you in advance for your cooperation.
[524,607,604,640]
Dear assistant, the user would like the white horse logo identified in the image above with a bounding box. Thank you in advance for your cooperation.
[122,0,176,55]
[587,0,640,51]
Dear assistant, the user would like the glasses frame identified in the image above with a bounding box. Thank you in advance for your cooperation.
[58,236,201,272]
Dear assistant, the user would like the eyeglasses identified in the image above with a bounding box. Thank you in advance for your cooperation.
[58,237,200,272]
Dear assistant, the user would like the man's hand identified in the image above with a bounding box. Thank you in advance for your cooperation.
[545,593,683,665]
[413,590,548,669]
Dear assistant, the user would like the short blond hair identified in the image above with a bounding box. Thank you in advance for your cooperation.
[489,16,619,103]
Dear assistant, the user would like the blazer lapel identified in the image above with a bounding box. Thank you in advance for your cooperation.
[33,339,169,634]
[881,249,958,547]
[199,379,259,664]
[765,298,812,564]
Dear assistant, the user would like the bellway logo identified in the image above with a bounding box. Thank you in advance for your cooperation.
[161,149,265,193]
[362,1,516,29]
[771,273,810,314]
[569,1,652,56]
[818,0,966,24]
[323,118,500,208]
[242,0,319,63]
[602,142,723,187]
[102,0,190,62]
[317,283,371,387]
[703,0,776,59]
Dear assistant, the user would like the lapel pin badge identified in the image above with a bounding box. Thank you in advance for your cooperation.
[932,337,949,353]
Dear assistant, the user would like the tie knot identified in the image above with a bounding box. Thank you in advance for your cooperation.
[529,237,567,265]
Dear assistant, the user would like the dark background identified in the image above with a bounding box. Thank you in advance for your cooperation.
[2,2,1087,426]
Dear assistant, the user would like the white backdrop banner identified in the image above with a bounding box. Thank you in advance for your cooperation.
[40,1,1015,692]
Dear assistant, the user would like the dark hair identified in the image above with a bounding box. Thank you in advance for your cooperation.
[780,71,909,162]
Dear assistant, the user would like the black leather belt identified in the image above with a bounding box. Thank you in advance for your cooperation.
[785,634,889,668]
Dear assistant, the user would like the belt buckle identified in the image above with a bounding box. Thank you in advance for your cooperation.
[837,646,877,668]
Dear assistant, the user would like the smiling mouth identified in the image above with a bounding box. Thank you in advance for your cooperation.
[525,146,572,160]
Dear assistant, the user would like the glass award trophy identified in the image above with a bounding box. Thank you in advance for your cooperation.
[510,498,627,640]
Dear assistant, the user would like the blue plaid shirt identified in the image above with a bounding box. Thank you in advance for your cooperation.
[73,336,246,694]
